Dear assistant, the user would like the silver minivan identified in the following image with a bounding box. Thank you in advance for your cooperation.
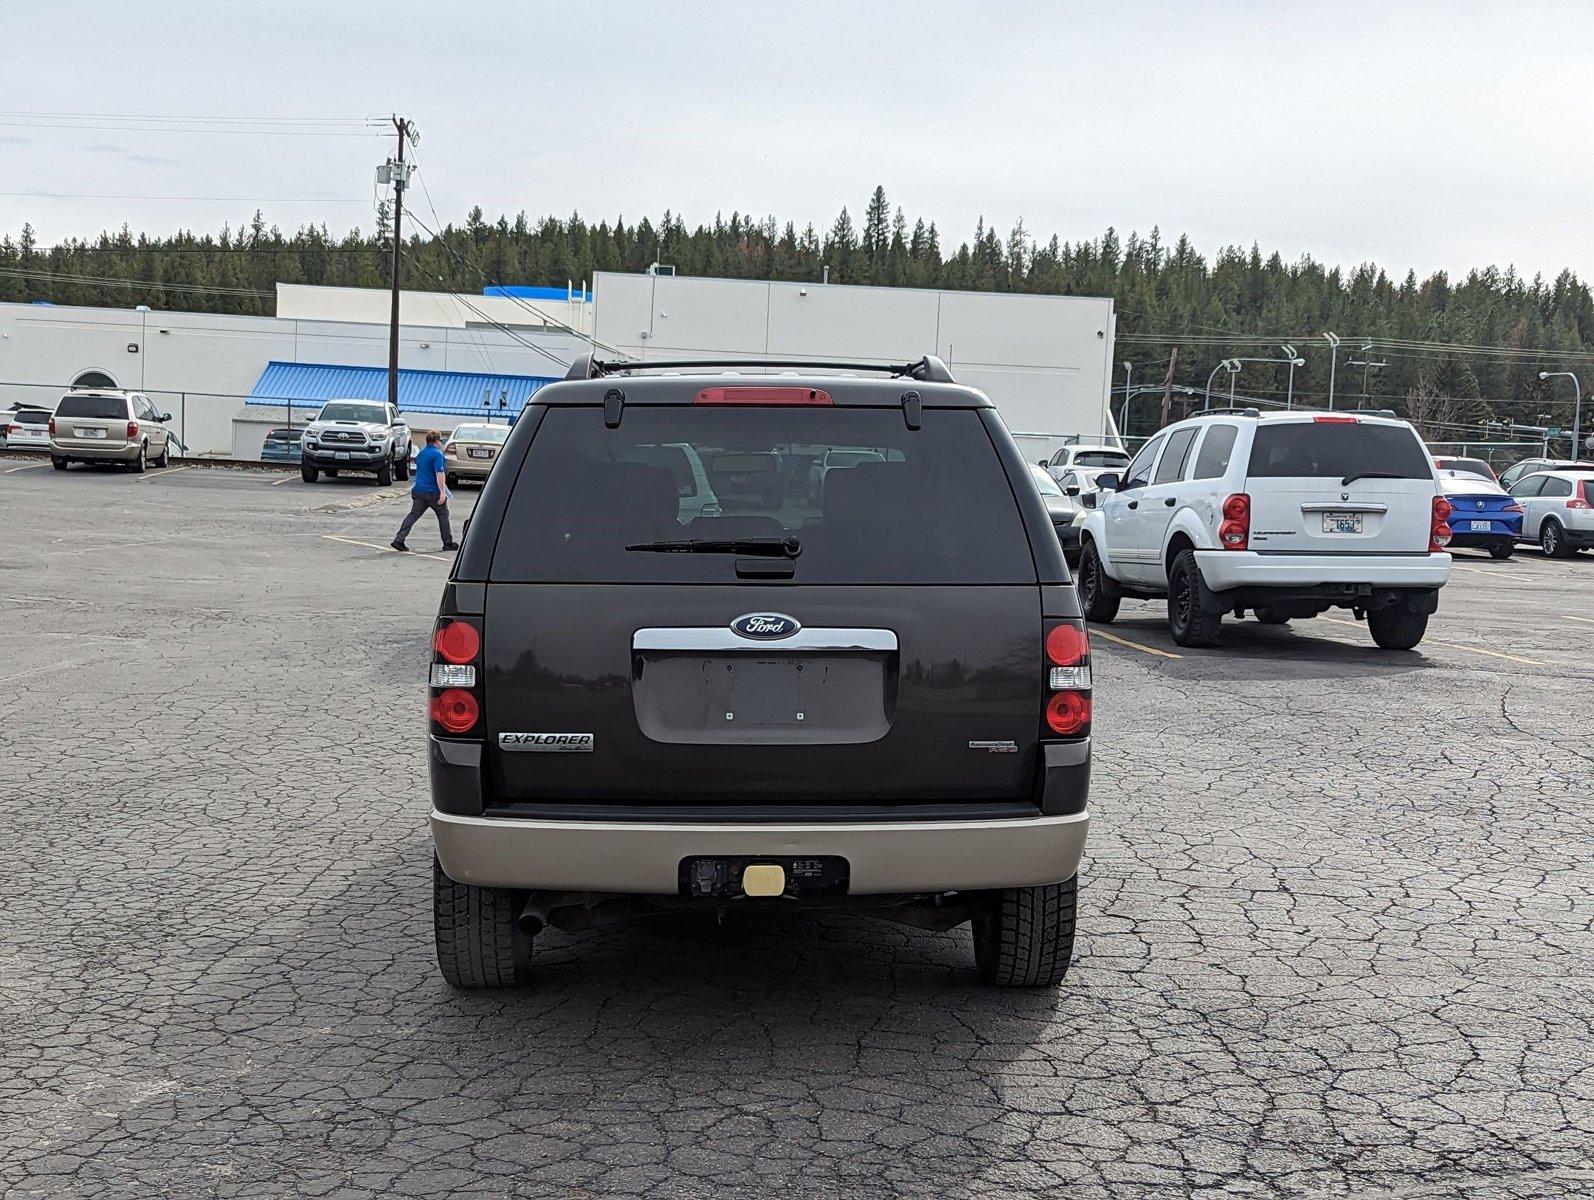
[50,390,174,472]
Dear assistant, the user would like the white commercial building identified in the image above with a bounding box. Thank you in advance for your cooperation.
[0,275,1115,461]
[592,271,1116,454]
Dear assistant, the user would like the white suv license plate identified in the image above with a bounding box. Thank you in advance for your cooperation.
[1469,519,1492,531]
[1322,512,1363,534]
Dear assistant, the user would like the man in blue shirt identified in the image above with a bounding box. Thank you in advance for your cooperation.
[392,430,458,552]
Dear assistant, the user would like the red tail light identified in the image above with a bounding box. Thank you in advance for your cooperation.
[434,619,480,664]
[1045,690,1092,736]
[1220,492,1250,550]
[1569,498,1592,510]
[1569,482,1593,510]
[1045,622,1087,667]
[1504,502,1524,514]
[126,421,139,438]
[694,386,834,406]
[1042,619,1091,738]
[430,689,480,734]
[431,616,483,736]
[1430,496,1453,551]
[1314,415,1357,424]
[48,417,56,436]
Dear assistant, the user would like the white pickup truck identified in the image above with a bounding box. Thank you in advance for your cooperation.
[1076,409,1452,649]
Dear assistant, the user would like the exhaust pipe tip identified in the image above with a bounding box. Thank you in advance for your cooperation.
[518,896,550,936]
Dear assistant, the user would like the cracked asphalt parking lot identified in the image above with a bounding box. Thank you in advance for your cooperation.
[2,460,1591,1200]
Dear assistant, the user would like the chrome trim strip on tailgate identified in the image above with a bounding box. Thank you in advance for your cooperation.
[633,627,898,652]
[1299,502,1390,513]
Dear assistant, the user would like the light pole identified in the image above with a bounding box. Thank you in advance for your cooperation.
[1204,359,1240,411]
[1280,344,1299,408]
[1228,354,1306,407]
[1345,343,1387,409]
[1537,412,1553,456]
[1120,361,1133,436]
[1539,370,1583,460]
[1322,332,1342,409]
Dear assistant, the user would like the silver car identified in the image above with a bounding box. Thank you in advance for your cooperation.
[50,390,174,472]
[1508,469,1594,557]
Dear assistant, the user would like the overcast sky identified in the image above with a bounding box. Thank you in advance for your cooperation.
[5,0,1593,284]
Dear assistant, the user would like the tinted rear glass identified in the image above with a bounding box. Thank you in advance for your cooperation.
[11,410,50,425]
[56,395,127,419]
[1248,422,1429,478]
[491,407,1036,584]
[1073,450,1128,467]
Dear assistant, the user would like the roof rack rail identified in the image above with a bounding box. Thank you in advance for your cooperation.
[563,354,956,383]
[1193,407,1261,419]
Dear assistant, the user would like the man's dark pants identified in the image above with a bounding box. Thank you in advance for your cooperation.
[396,491,451,545]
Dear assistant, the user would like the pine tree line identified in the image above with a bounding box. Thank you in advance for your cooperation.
[4,186,1592,437]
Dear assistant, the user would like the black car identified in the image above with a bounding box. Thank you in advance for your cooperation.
[427,356,1092,988]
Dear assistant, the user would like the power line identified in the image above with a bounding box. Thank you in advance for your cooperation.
[0,191,367,203]
[0,264,270,297]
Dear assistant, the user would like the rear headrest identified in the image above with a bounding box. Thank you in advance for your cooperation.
[687,514,785,539]
[822,461,912,526]
[558,461,678,540]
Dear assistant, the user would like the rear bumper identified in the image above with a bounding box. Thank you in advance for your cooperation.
[445,458,493,477]
[1195,550,1452,591]
[1053,521,1081,557]
[51,438,138,461]
[432,807,1089,894]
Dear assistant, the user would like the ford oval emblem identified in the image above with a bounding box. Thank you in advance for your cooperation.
[731,612,800,640]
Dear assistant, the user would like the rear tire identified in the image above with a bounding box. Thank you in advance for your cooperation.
[1367,604,1428,650]
[396,452,410,481]
[52,456,69,471]
[973,875,1078,987]
[130,442,147,473]
[1077,541,1121,622]
[446,472,459,489]
[1167,549,1221,647]
[1488,543,1514,560]
[1253,607,1291,624]
[153,441,169,468]
[1541,520,1572,558]
[376,460,394,487]
[300,463,318,484]
[433,858,532,989]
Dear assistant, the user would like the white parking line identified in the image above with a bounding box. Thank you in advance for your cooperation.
[1088,628,1183,659]
[3,462,46,474]
[134,466,192,483]
[322,533,450,563]
[1319,617,1545,666]
[270,475,295,486]
[1566,614,1594,626]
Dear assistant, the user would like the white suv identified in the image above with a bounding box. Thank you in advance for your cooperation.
[1076,409,1452,649]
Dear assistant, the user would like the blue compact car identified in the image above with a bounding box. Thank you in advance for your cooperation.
[1438,469,1521,559]
[261,427,304,464]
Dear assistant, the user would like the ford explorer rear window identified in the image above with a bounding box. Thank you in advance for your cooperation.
[490,407,1036,584]
[1247,422,1430,479]
[55,395,128,419]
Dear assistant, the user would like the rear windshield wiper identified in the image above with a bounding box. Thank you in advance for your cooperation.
[1339,470,1407,485]
[625,536,801,558]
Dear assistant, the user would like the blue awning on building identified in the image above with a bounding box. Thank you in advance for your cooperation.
[245,361,559,417]
[484,284,592,303]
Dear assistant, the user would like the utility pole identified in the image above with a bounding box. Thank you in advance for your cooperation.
[381,116,414,412]
[1161,348,1178,426]
[1280,344,1298,408]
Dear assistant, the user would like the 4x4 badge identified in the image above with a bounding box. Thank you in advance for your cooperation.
[730,612,801,640]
